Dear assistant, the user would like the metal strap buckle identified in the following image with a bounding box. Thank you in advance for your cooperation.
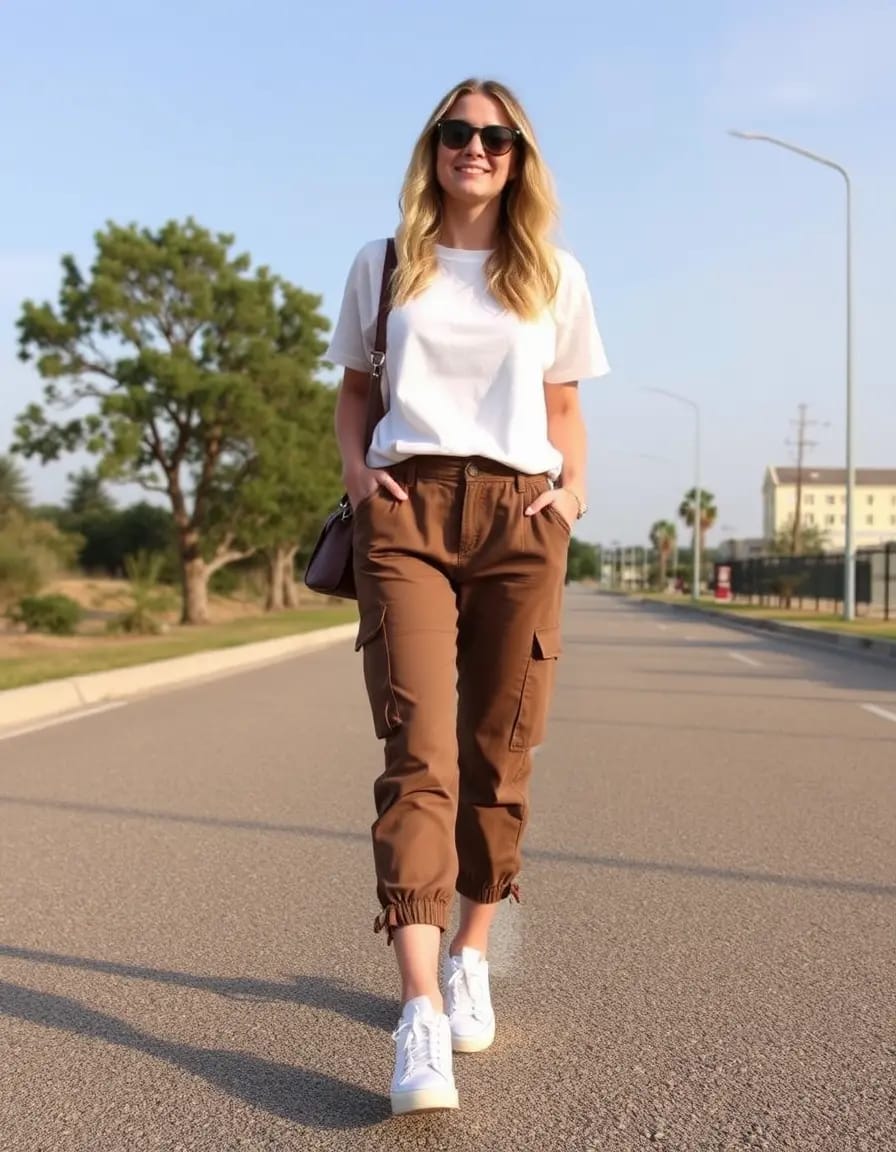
[369,350,385,377]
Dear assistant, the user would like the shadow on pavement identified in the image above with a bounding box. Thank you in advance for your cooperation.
[0,944,397,1030]
[0,978,389,1128]
[1,794,893,898]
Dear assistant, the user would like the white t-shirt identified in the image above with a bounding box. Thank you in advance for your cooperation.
[325,239,609,477]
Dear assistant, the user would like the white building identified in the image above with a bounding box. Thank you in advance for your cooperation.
[762,466,896,551]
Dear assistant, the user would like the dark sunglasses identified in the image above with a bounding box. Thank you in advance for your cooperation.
[435,118,521,157]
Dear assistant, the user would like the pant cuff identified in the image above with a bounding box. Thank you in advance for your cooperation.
[373,899,450,945]
[456,876,521,905]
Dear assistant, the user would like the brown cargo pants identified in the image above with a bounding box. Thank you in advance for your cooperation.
[352,455,568,941]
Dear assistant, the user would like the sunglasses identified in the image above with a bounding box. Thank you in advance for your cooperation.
[435,119,521,157]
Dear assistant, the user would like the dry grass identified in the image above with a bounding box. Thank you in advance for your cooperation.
[0,576,357,690]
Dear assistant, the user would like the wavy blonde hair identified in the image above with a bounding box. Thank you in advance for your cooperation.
[392,78,559,321]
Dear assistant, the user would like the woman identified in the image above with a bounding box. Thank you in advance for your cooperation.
[326,77,609,1115]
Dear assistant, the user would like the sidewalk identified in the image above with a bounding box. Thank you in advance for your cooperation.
[0,622,357,733]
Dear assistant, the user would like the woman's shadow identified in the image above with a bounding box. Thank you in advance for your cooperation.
[0,960,399,1130]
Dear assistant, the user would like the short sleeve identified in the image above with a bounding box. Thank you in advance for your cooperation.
[324,240,386,373]
[544,250,610,384]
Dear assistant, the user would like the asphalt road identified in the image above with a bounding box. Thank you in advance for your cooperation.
[1,591,894,1152]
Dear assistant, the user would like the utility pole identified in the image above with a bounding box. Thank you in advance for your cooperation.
[786,403,821,554]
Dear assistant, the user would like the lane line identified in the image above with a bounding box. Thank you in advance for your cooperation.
[729,651,762,667]
[0,702,128,743]
[860,703,896,726]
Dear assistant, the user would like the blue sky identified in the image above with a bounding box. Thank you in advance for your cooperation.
[2,0,894,547]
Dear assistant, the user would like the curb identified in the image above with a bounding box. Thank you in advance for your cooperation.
[0,621,358,732]
[624,595,896,666]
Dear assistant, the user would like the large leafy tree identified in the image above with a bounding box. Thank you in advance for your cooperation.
[14,219,330,623]
[649,519,677,588]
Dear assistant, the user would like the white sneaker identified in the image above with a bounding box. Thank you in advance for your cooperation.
[390,996,459,1115]
[443,947,496,1053]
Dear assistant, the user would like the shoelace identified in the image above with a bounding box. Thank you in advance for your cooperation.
[392,1015,445,1083]
[447,962,488,1021]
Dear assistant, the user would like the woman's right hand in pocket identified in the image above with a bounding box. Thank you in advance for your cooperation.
[345,465,408,510]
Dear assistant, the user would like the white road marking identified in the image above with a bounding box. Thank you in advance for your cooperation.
[657,623,669,631]
[729,651,762,667]
[0,702,128,743]
[861,703,896,726]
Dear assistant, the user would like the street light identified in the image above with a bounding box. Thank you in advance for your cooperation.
[643,388,702,602]
[728,130,855,620]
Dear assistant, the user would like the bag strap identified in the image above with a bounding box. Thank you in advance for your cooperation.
[363,238,397,451]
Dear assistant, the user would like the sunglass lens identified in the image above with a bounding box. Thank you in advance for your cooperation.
[439,120,473,150]
[481,126,515,155]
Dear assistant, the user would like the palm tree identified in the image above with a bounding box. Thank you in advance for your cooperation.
[678,488,718,585]
[0,454,30,520]
[649,520,677,589]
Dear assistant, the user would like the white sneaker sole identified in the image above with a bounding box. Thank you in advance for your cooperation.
[391,1086,460,1115]
[451,1019,496,1053]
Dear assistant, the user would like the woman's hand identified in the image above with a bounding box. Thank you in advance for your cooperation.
[524,486,580,529]
[344,463,408,510]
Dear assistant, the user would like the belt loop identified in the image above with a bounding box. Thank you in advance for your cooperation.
[515,472,527,493]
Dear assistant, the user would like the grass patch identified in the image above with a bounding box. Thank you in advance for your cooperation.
[0,605,358,691]
[633,592,896,639]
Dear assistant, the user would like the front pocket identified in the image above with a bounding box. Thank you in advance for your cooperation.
[355,605,402,739]
[543,503,572,536]
[509,626,563,751]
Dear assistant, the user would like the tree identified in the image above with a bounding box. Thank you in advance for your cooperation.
[14,218,330,623]
[649,519,677,588]
[66,468,116,518]
[203,371,343,611]
[678,488,717,553]
[770,515,828,556]
[0,454,30,519]
[565,537,598,583]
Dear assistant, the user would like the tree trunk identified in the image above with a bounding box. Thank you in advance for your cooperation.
[182,555,210,624]
[281,546,300,608]
[265,551,287,612]
[659,549,668,590]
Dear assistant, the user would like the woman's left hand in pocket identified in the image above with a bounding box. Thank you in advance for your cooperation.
[524,487,578,529]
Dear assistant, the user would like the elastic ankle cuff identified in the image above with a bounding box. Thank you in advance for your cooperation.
[456,877,521,905]
[373,899,450,945]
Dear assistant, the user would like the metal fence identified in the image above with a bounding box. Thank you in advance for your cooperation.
[716,544,896,619]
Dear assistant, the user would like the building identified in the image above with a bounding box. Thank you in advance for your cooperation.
[762,467,896,551]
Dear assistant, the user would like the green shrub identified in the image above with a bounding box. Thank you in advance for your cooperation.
[11,593,83,635]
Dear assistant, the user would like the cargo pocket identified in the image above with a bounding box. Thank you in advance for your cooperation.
[509,626,563,751]
[355,605,402,739]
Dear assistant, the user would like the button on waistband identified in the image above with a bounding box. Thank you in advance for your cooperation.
[465,463,480,477]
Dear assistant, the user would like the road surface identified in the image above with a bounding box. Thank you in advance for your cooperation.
[1,591,893,1150]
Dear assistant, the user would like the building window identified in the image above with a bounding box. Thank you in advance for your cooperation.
[866,515,874,526]
[826,514,836,525]
[891,515,896,526]
[806,513,815,524]
[867,494,874,505]
[826,495,835,505]
[805,494,815,505]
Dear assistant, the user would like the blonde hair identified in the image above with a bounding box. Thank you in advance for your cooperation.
[392,78,559,321]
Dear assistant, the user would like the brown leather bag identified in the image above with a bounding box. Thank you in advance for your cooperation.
[303,239,397,599]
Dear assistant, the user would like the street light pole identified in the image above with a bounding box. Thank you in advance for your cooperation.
[728,130,855,620]
[643,388,702,603]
